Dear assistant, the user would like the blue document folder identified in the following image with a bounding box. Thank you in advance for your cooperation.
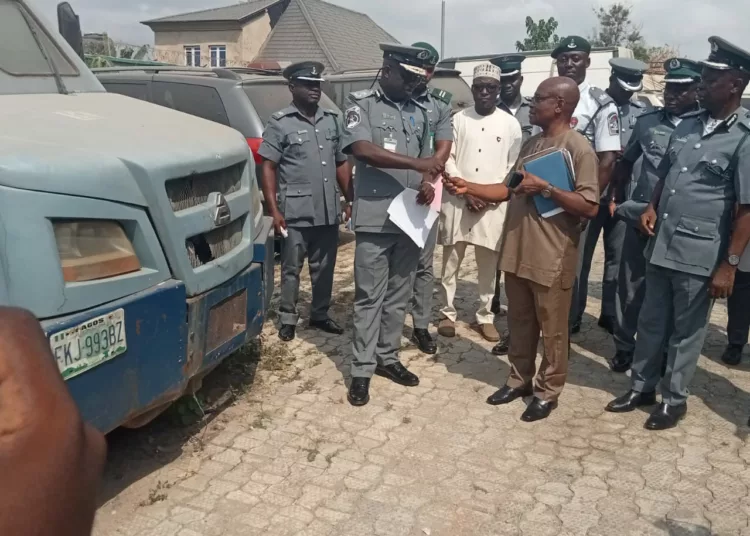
[521,148,575,218]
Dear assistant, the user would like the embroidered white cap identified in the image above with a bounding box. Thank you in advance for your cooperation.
[473,62,501,82]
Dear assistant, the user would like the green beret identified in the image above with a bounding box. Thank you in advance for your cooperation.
[411,42,440,66]
[552,36,592,59]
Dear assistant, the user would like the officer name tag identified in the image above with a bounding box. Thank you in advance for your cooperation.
[384,136,397,153]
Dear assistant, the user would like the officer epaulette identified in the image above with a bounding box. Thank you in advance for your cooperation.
[323,108,339,116]
[350,89,375,100]
[639,107,663,117]
[271,108,294,120]
[522,96,533,105]
[739,112,750,132]
[590,86,614,105]
[429,87,452,104]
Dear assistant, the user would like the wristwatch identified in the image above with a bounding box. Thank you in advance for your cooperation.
[541,184,555,199]
[728,254,741,267]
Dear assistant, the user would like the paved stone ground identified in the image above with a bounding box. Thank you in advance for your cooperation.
[93,233,750,536]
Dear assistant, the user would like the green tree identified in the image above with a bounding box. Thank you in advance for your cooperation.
[589,3,648,61]
[515,16,562,52]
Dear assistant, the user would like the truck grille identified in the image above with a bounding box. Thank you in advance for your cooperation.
[186,217,245,269]
[166,163,243,212]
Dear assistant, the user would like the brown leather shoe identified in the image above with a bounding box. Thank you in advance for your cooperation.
[438,319,456,338]
[476,323,500,342]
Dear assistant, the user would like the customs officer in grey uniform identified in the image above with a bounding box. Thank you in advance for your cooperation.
[343,44,445,406]
[408,42,454,356]
[573,57,648,334]
[608,59,702,373]
[607,37,750,430]
[490,54,533,355]
[553,36,622,334]
[258,61,351,342]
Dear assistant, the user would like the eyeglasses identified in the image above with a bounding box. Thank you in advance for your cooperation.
[472,84,500,93]
[530,95,562,104]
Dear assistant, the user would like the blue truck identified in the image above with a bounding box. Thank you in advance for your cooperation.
[0,0,274,433]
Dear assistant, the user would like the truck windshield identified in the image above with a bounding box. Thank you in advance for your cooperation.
[0,0,77,77]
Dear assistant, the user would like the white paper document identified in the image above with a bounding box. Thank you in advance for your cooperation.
[387,188,439,249]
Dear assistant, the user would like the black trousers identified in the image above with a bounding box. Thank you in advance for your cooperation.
[727,270,750,347]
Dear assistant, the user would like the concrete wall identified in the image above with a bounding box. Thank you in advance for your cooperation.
[241,14,272,62]
[152,13,273,67]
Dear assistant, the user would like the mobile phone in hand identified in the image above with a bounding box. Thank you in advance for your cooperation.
[507,171,524,189]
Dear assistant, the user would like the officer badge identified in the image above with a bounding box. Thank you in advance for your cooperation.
[712,40,719,52]
[346,106,361,129]
[417,49,430,60]
[311,65,318,75]
[567,39,577,49]
[607,112,620,135]
[669,58,680,70]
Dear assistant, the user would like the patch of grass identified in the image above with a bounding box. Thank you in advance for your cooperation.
[402,416,412,424]
[250,408,273,430]
[139,480,172,507]
[297,379,318,395]
[385,403,394,411]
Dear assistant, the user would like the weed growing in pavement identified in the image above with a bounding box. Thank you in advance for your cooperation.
[297,379,319,395]
[250,407,273,430]
[302,437,323,462]
[402,416,412,424]
[139,480,172,507]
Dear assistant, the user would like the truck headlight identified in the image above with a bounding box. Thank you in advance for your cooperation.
[53,220,141,282]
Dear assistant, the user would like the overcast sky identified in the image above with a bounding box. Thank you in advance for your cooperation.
[32,0,749,60]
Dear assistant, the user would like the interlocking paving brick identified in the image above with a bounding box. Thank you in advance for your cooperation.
[91,243,750,536]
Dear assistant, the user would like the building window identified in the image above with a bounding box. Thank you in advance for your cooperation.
[210,45,227,68]
[184,46,200,67]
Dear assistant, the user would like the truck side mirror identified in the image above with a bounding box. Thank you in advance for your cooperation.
[57,2,83,59]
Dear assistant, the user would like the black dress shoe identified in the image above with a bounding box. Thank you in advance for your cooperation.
[605,390,657,413]
[645,402,687,431]
[348,378,370,406]
[278,324,296,342]
[375,363,419,387]
[492,333,510,356]
[521,398,558,422]
[722,345,744,367]
[597,315,615,335]
[411,329,437,355]
[487,384,532,406]
[309,318,345,335]
[571,320,582,334]
[610,351,633,373]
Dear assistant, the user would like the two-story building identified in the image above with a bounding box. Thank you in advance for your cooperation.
[142,0,397,72]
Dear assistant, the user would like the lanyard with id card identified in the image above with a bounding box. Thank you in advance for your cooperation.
[383,134,397,153]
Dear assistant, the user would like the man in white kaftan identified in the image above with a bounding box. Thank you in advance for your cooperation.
[438,62,523,342]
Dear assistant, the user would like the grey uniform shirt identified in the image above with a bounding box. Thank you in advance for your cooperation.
[414,87,453,156]
[499,97,533,144]
[618,99,650,149]
[622,109,679,204]
[342,86,430,234]
[647,107,750,277]
[258,105,346,227]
